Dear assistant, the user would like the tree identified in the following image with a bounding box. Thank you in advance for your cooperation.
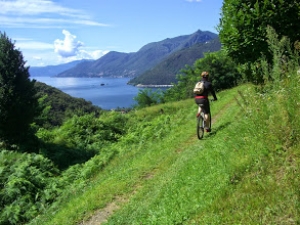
[163,65,198,102]
[218,0,300,65]
[163,51,242,102]
[0,32,39,147]
[134,88,163,108]
[193,51,242,91]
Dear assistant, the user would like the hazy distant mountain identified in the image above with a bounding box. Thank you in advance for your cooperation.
[128,38,221,85]
[55,30,218,78]
[29,60,93,77]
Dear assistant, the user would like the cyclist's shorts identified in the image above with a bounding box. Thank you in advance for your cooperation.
[195,98,210,114]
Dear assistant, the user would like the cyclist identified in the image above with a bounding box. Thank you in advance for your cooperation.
[194,71,217,132]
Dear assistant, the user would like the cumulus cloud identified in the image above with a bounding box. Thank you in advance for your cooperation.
[76,49,110,60]
[90,50,110,59]
[54,30,109,61]
[54,30,83,58]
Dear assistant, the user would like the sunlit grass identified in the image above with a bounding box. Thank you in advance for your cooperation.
[28,81,299,224]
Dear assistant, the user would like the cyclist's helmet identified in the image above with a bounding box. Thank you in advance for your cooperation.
[201,71,209,77]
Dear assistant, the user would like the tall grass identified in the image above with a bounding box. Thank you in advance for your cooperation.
[198,28,300,224]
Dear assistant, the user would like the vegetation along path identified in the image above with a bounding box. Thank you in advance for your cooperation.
[77,87,241,225]
[28,84,299,225]
[72,85,235,225]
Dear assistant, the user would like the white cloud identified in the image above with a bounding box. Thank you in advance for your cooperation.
[54,30,83,58]
[1,0,80,16]
[76,49,110,60]
[12,30,109,66]
[0,0,109,28]
[15,41,53,50]
[0,16,108,28]
[49,49,108,65]
[90,50,110,60]
[53,30,109,61]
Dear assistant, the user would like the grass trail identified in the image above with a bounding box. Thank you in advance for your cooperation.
[78,86,241,225]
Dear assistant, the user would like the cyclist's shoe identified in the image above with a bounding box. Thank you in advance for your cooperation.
[205,128,211,132]
[196,113,200,117]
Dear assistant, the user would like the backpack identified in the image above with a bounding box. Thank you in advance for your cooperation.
[193,81,205,94]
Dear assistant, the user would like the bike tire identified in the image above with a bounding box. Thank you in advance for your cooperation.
[197,113,205,139]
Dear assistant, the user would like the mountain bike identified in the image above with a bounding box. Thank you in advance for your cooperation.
[196,103,211,140]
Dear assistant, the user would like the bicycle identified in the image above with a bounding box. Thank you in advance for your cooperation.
[196,102,212,140]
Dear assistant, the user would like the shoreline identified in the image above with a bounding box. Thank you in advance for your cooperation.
[135,84,173,88]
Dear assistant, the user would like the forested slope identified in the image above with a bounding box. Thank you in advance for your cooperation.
[34,81,102,128]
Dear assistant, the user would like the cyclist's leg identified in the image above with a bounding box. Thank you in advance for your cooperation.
[203,100,211,130]
[205,113,210,127]
[197,105,202,115]
[195,98,204,117]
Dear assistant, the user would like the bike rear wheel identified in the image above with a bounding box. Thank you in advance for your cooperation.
[197,113,205,139]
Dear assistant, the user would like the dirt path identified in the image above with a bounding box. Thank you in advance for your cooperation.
[78,99,236,225]
[79,201,119,225]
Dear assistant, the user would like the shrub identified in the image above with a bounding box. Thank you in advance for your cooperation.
[0,150,61,225]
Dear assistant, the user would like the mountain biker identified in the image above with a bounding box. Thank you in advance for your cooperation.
[194,71,217,132]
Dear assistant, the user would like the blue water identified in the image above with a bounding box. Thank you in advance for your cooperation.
[32,77,140,110]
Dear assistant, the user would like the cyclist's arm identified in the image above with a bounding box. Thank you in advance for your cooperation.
[210,85,218,101]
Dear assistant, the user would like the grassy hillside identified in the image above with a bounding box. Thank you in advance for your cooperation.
[27,81,299,224]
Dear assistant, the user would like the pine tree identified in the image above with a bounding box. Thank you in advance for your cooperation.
[0,32,39,147]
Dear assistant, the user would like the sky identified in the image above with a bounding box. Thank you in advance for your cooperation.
[1,0,223,67]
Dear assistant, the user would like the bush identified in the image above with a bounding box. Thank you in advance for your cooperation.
[37,112,127,169]
[0,150,61,225]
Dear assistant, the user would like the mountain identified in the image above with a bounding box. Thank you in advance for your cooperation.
[29,60,93,77]
[55,30,218,78]
[128,38,221,85]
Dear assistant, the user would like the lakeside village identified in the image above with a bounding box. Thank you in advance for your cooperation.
[135,84,173,88]
[99,83,173,88]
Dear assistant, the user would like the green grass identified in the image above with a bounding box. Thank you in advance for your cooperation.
[28,83,299,225]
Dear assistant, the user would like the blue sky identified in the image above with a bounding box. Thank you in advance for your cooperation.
[1,0,223,67]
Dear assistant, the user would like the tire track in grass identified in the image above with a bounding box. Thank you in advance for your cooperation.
[79,196,126,225]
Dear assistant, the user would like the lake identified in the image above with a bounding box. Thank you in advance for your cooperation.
[32,77,141,110]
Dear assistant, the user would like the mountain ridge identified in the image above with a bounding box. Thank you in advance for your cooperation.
[29,59,92,77]
[29,30,220,84]
[128,37,221,85]
[55,30,218,79]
